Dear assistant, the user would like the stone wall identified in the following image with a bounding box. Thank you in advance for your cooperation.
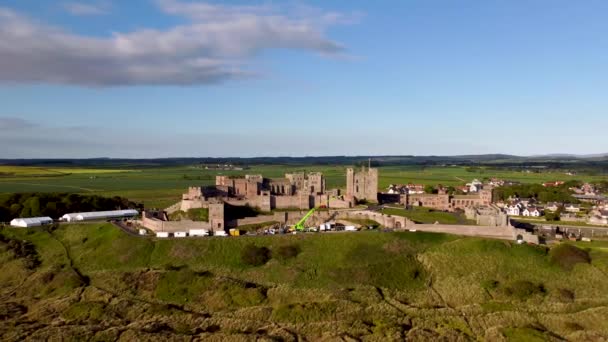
[465,206,509,227]
[140,212,211,233]
[408,194,451,210]
[180,199,207,212]
[337,210,410,229]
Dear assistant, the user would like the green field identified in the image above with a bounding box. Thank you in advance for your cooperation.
[0,164,606,209]
[1,223,607,340]
[382,206,476,225]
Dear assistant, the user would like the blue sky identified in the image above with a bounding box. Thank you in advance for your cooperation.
[1,0,607,158]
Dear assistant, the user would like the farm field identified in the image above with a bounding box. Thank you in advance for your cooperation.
[0,164,606,208]
[1,223,607,340]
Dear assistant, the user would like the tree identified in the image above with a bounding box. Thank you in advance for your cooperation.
[241,244,271,266]
[424,185,437,194]
[20,197,41,217]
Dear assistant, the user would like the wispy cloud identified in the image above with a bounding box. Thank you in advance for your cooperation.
[0,1,359,86]
[0,117,38,130]
[63,2,108,16]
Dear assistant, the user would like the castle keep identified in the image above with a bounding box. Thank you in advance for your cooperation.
[346,166,379,203]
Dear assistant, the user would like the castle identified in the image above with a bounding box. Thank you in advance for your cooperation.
[179,171,354,214]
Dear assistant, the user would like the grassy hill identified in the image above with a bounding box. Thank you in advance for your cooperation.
[1,224,608,340]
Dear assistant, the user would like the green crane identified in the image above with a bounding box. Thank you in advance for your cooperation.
[293,208,316,231]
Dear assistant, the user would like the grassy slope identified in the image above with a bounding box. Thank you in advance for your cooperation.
[1,223,608,340]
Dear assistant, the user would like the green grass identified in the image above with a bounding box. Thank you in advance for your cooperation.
[381,207,473,225]
[2,223,608,339]
[501,327,552,341]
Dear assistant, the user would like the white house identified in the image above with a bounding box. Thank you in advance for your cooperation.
[522,207,541,217]
[545,202,560,212]
[10,217,53,228]
[466,179,483,193]
[61,209,139,222]
[506,205,520,216]
[387,185,398,194]
[564,204,581,213]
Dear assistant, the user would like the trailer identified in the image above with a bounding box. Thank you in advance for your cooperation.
[156,232,169,238]
[189,229,208,237]
[174,231,187,238]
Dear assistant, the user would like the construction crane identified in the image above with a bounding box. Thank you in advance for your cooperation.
[292,208,316,231]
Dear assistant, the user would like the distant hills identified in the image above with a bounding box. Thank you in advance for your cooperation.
[1,153,608,168]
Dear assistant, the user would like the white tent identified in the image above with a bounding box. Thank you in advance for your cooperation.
[61,209,139,222]
[10,217,53,228]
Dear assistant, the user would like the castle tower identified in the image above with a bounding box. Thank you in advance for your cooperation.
[345,166,378,203]
[208,201,225,232]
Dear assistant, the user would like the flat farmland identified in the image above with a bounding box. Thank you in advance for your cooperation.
[0,164,605,208]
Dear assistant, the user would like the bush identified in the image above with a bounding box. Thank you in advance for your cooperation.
[274,244,301,260]
[481,279,499,290]
[504,280,545,299]
[556,288,575,302]
[549,244,591,270]
[241,244,271,266]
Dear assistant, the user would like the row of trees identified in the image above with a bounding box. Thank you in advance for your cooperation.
[0,193,141,222]
[492,181,580,203]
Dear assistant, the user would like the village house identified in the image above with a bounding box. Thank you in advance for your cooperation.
[506,205,521,216]
[543,181,565,187]
[522,207,542,217]
[564,204,581,213]
[466,179,483,193]
[456,185,469,194]
[406,184,425,194]
[545,202,561,212]
[488,178,505,187]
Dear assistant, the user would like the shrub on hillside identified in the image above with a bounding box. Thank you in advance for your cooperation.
[549,244,590,270]
[556,288,575,302]
[274,244,301,260]
[503,280,545,299]
[241,244,271,266]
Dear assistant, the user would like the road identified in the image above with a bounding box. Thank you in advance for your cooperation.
[111,220,142,237]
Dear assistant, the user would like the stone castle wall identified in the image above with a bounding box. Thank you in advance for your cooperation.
[141,212,211,233]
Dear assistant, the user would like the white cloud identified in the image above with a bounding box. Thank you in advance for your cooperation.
[63,2,108,16]
[0,1,356,86]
